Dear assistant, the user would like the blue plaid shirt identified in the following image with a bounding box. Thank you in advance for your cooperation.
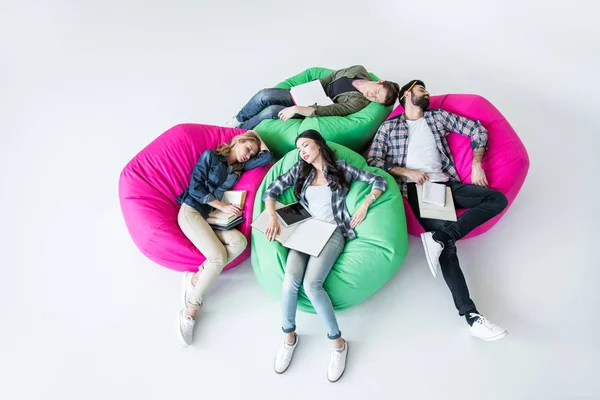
[262,160,387,240]
[367,109,488,197]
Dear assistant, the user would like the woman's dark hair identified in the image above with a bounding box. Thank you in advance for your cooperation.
[293,130,349,198]
[398,79,425,107]
[381,81,400,107]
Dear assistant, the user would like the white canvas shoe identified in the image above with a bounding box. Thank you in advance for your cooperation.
[274,335,298,374]
[327,340,348,383]
[468,313,508,341]
[224,116,241,128]
[178,309,196,347]
[421,232,443,278]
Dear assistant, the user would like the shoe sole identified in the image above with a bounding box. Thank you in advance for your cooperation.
[327,341,349,383]
[471,330,508,341]
[274,339,298,374]
[420,234,439,278]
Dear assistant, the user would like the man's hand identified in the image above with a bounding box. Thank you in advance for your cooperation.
[278,106,297,122]
[471,165,488,187]
[405,169,429,185]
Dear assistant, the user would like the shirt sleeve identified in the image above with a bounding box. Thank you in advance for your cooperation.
[262,161,302,202]
[342,161,387,193]
[242,150,273,171]
[436,109,488,150]
[312,95,370,117]
[367,121,395,171]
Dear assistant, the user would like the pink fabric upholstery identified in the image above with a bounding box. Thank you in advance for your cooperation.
[119,124,271,271]
[387,94,529,239]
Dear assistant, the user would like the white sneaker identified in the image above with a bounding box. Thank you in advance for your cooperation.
[181,272,194,308]
[178,309,196,347]
[468,313,508,341]
[274,335,298,374]
[421,232,443,278]
[327,340,348,383]
[224,116,241,128]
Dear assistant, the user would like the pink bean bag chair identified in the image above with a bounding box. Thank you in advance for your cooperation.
[119,124,271,272]
[386,94,529,239]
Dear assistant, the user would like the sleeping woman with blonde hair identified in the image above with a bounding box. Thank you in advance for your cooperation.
[175,130,271,346]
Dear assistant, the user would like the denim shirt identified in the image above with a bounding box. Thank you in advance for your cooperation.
[177,149,272,218]
[262,160,387,240]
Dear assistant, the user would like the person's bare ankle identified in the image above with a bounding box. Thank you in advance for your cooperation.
[185,308,197,320]
[285,332,296,345]
[332,338,344,349]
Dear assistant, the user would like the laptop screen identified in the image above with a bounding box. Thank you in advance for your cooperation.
[276,202,312,226]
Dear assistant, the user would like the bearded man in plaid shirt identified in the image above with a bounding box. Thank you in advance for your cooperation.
[367,80,509,341]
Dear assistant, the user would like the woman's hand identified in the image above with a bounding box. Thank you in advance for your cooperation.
[350,203,368,228]
[220,204,243,216]
[265,216,281,241]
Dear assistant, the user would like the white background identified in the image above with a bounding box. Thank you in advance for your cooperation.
[1,0,598,399]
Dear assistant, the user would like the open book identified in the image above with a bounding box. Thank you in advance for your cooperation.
[416,184,457,221]
[206,190,247,229]
[289,80,334,107]
[252,201,338,257]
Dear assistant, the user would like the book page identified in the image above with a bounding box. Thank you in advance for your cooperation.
[289,80,334,107]
[208,190,247,220]
[284,219,337,257]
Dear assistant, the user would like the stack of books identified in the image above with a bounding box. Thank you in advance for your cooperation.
[206,190,246,230]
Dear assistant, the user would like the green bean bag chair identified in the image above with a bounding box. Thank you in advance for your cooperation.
[251,142,408,312]
[254,67,393,159]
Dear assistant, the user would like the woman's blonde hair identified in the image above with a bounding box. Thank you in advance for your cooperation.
[215,130,262,176]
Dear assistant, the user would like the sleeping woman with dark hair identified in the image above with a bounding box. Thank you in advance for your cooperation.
[261,129,387,382]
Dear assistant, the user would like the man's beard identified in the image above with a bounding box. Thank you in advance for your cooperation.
[412,95,430,110]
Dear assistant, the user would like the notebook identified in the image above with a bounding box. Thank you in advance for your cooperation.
[416,184,457,221]
[422,181,447,207]
[289,80,334,107]
[252,201,338,257]
[210,216,245,231]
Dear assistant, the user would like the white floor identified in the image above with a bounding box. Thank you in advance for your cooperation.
[1,1,598,399]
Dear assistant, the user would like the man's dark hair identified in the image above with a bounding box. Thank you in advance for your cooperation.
[381,81,400,107]
[399,79,425,107]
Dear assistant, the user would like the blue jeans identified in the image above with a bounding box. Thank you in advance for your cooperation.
[281,229,345,340]
[236,88,295,130]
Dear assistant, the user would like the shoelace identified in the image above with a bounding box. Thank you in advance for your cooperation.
[277,343,293,362]
[471,313,493,330]
[330,348,343,370]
